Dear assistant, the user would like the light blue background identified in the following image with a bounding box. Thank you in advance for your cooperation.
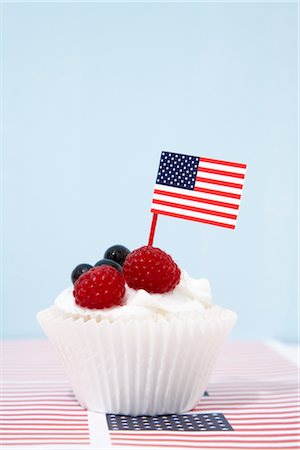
[2,2,298,341]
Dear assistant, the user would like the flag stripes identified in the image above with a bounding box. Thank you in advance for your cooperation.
[199,157,247,169]
[152,153,246,229]
[154,189,239,209]
[151,209,236,229]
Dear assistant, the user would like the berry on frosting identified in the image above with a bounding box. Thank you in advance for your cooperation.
[123,245,181,294]
[71,263,93,284]
[94,258,122,272]
[73,266,125,309]
[104,245,130,267]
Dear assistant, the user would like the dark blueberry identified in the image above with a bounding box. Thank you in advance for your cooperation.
[104,245,130,267]
[71,263,93,284]
[94,258,122,272]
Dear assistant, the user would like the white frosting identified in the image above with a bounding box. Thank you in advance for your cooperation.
[54,270,212,322]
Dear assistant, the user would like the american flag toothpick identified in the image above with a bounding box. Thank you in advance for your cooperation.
[148,151,247,245]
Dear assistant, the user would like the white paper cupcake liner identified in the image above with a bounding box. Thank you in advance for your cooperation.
[37,306,236,415]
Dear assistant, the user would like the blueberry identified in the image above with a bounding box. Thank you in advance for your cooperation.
[71,263,93,284]
[94,258,122,272]
[104,245,130,267]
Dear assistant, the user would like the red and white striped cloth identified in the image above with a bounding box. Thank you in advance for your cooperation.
[109,342,299,449]
[1,340,299,449]
[0,340,90,447]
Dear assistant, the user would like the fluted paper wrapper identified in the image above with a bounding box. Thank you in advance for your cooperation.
[37,306,236,415]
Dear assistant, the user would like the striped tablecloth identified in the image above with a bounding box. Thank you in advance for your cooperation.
[1,340,299,449]
[1,340,90,448]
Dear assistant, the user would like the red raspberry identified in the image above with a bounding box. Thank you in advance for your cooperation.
[123,246,181,294]
[73,266,125,309]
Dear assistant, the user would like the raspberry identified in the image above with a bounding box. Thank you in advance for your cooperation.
[123,246,181,294]
[73,265,125,309]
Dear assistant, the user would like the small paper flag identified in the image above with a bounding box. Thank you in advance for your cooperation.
[151,151,247,230]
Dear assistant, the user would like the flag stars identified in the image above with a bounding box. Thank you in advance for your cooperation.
[156,152,199,191]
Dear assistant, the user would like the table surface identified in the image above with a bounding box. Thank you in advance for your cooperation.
[1,339,299,450]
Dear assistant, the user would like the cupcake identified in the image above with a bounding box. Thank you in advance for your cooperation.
[37,244,236,416]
